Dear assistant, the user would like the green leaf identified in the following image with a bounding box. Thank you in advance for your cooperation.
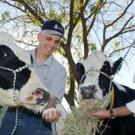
[1,11,10,21]
[89,43,97,51]
[31,17,40,26]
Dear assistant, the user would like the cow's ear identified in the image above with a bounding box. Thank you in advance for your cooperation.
[75,63,85,81]
[111,57,123,74]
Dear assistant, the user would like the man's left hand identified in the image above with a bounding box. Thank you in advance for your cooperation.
[86,110,111,120]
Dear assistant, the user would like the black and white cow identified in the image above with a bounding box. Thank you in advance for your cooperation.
[0,31,71,134]
[76,51,135,135]
[0,31,50,112]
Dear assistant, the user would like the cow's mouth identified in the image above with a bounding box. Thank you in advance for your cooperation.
[32,88,50,105]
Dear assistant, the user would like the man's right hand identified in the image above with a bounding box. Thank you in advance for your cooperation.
[42,108,61,123]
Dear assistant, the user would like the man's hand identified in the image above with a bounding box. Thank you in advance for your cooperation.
[42,95,61,123]
[86,110,111,120]
[42,108,61,123]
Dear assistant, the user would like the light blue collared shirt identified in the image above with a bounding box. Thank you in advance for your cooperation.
[30,49,67,102]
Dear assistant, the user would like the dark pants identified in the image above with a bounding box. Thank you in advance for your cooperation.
[0,108,52,135]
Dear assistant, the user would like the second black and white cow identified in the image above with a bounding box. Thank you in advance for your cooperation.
[0,31,50,112]
[76,51,135,135]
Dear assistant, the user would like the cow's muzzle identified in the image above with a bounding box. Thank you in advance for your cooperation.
[32,88,50,104]
[80,85,97,99]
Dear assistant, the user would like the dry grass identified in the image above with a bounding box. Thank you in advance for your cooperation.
[61,92,112,135]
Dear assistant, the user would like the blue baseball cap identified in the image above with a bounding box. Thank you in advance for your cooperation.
[41,20,64,38]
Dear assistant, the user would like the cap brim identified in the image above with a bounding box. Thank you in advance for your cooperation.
[41,30,64,38]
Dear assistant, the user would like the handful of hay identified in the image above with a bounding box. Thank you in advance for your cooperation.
[61,91,112,135]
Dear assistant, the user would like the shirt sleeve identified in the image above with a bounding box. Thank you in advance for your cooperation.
[126,100,135,114]
[49,68,67,102]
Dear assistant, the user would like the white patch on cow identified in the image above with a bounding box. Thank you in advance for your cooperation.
[0,89,19,106]
[0,31,31,64]
[114,82,126,92]
[82,51,108,73]
[94,85,103,100]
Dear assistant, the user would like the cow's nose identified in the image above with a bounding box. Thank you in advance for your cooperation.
[89,85,96,92]
[81,85,96,91]
[80,85,96,99]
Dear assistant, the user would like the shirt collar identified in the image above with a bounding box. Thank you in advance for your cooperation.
[42,55,53,66]
[31,48,54,66]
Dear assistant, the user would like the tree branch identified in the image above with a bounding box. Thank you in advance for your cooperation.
[0,0,25,12]
[109,44,134,57]
[73,0,89,28]
[107,16,133,43]
[106,0,134,28]
[11,0,44,24]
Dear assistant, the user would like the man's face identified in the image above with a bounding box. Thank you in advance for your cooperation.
[38,32,62,56]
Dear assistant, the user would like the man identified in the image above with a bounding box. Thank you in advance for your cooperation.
[0,20,67,135]
[87,100,135,119]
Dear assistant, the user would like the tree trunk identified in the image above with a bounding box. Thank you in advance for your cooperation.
[65,67,75,107]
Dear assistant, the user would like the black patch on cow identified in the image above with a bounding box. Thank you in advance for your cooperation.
[112,57,123,74]
[0,45,31,90]
[98,61,112,95]
[113,84,135,107]
[76,63,86,83]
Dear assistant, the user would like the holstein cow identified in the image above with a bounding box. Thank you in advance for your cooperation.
[0,31,70,135]
[0,31,50,112]
[76,51,135,135]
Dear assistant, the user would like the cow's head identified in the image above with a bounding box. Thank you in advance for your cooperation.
[76,51,122,100]
[0,31,49,111]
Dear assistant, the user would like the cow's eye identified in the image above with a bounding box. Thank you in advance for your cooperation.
[3,52,8,57]
[0,52,8,58]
